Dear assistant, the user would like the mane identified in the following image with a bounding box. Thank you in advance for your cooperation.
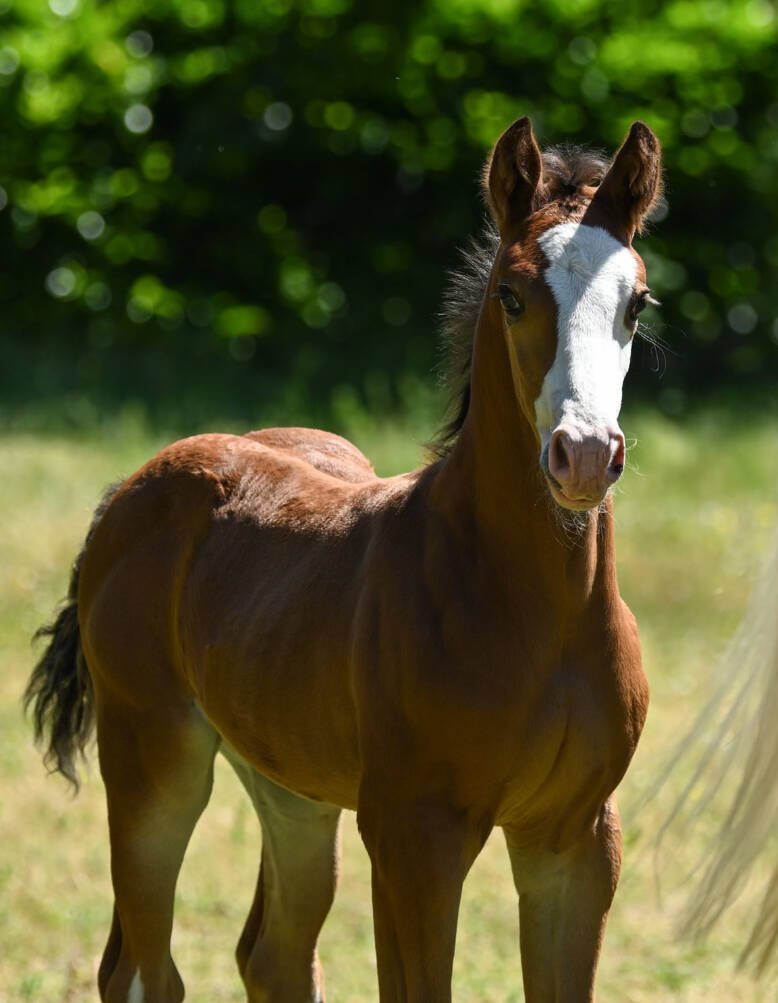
[429,144,612,460]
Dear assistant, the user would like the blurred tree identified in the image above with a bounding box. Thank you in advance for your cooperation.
[1,0,776,426]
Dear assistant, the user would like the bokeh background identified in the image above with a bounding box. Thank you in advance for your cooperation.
[1,0,777,430]
[3,1,778,1001]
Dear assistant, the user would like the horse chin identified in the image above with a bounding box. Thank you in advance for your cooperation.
[545,477,605,512]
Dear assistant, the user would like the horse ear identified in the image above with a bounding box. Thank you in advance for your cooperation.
[593,121,662,239]
[484,116,544,237]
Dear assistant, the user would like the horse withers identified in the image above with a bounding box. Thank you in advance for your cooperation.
[27,116,661,1003]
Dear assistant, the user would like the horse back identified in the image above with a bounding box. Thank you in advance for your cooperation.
[242,427,376,483]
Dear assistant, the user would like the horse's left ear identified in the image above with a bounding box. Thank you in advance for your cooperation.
[593,121,662,240]
[484,116,545,238]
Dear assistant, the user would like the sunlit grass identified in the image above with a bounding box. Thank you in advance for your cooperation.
[2,404,777,1001]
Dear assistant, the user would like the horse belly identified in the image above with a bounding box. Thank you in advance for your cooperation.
[180,523,364,809]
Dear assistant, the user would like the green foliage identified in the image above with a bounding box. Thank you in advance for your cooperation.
[1,0,777,425]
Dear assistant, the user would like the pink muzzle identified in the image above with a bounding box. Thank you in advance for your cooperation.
[547,424,626,504]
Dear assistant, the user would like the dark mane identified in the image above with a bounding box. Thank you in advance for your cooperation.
[429,144,611,460]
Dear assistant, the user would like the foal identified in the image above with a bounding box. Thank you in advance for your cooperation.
[28,116,661,1002]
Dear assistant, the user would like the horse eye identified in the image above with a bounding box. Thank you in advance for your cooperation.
[497,283,524,318]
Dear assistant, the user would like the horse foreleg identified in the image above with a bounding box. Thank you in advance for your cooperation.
[358,786,488,1003]
[223,753,341,1003]
[95,701,219,1003]
[505,798,623,1003]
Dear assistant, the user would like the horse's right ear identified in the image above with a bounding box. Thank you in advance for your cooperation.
[484,117,544,238]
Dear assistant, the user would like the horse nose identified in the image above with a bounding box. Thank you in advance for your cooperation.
[548,425,626,501]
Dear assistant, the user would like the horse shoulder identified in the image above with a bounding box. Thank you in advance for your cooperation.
[349,501,648,843]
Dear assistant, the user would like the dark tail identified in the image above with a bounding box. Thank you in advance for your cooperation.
[24,484,121,790]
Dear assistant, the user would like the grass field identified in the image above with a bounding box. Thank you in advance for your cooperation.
[2,403,778,1002]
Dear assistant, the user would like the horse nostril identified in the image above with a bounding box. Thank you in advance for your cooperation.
[550,430,571,477]
[609,429,626,478]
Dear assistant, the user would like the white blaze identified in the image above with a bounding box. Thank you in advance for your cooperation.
[534,222,637,449]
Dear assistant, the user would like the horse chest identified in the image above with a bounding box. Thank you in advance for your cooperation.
[357,577,645,828]
[494,636,648,839]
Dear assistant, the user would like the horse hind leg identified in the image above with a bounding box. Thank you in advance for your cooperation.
[95,698,220,1003]
[223,749,341,1003]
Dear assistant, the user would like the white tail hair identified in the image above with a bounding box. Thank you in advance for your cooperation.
[657,523,778,972]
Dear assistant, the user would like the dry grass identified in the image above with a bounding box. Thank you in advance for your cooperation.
[2,405,778,1001]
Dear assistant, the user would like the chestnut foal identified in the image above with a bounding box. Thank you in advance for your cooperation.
[28,117,660,1002]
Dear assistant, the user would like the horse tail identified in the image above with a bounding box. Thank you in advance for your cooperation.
[655,523,778,973]
[24,483,121,791]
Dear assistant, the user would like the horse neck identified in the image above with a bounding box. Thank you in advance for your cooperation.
[428,296,619,609]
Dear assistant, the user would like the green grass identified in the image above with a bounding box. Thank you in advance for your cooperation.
[2,403,778,1001]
